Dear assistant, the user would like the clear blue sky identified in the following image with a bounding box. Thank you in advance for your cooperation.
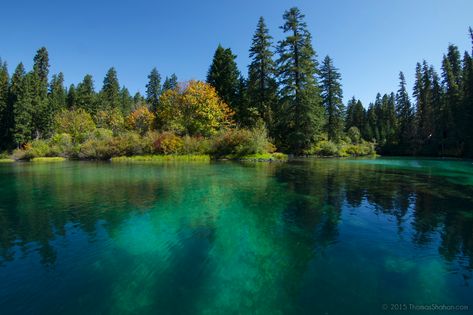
[1,0,472,106]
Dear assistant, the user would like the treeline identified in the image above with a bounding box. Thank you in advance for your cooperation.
[0,7,370,158]
[345,29,473,157]
[0,7,471,157]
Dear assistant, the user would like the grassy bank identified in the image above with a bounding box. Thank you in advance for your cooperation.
[111,155,211,162]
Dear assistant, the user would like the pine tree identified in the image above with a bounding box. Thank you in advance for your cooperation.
[413,61,435,150]
[395,72,415,153]
[247,16,278,131]
[206,45,240,110]
[441,53,461,153]
[463,30,473,156]
[320,55,344,141]
[48,72,66,116]
[346,97,367,138]
[146,67,161,112]
[76,74,96,114]
[276,7,324,153]
[0,60,10,149]
[365,103,378,141]
[67,84,77,109]
[31,47,51,138]
[120,87,133,115]
[10,64,34,147]
[133,92,146,109]
[234,76,258,127]
[162,74,178,91]
[100,67,120,111]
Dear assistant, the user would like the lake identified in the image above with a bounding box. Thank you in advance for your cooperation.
[0,158,472,314]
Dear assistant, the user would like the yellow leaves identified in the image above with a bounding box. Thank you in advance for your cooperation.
[126,106,156,135]
[157,80,234,136]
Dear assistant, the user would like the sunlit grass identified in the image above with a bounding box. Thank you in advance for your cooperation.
[111,155,211,162]
[31,157,67,162]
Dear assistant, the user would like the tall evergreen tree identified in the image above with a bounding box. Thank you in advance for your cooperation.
[76,75,96,114]
[48,72,66,115]
[207,45,240,110]
[247,16,278,131]
[0,60,10,149]
[365,103,378,141]
[133,92,146,109]
[10,64,34,147]
[67,84,77,109]
[395,72,415,153]
[276,7,324,153]
[100,67,120,111]
[320,55,344,141]
[146,67,161,112]
[463,33,473,156]
[441,52,461,153]
[162,74,178,91]
[346,97,367,138]
[120,87,133,115]
[31,47,51,138]
[413,61,435,149]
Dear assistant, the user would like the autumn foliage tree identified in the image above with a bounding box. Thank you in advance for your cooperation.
[157,80,234,136]
[126,106,155,135]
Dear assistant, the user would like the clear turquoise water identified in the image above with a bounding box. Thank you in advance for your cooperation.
[0,158,472,314]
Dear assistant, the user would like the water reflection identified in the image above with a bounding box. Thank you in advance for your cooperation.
[0,159,472,314]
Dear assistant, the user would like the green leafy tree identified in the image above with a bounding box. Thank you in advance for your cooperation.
[76,74,96,114]
[54,108,96,143]
[146,67,161,112]
[320,55,344,141]
[276,7,324,153]
[247,16,278,131]
[207,45,240,111]
[100,67,121,111]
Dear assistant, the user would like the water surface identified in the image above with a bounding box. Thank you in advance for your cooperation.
[0,158,472,314]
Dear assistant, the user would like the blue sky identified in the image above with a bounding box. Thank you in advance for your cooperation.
[0,0,472,106]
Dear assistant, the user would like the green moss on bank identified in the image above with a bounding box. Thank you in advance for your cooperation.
[0,158,15,163]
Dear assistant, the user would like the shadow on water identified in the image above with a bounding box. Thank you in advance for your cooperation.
[0,158,472,314]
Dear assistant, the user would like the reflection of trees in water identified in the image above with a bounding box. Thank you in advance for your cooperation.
[0,160,472,275]
[0,163,170,265]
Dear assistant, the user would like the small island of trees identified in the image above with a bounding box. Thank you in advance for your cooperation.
[0,7,472,161]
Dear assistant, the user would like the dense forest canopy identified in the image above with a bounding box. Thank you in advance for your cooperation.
[0,8,472,157]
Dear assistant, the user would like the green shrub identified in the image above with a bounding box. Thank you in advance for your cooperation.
[309,140,339,156]
[111,132,144,156]
[181,135,210,155]
[21,140,53,160]
[210,125,275,158]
